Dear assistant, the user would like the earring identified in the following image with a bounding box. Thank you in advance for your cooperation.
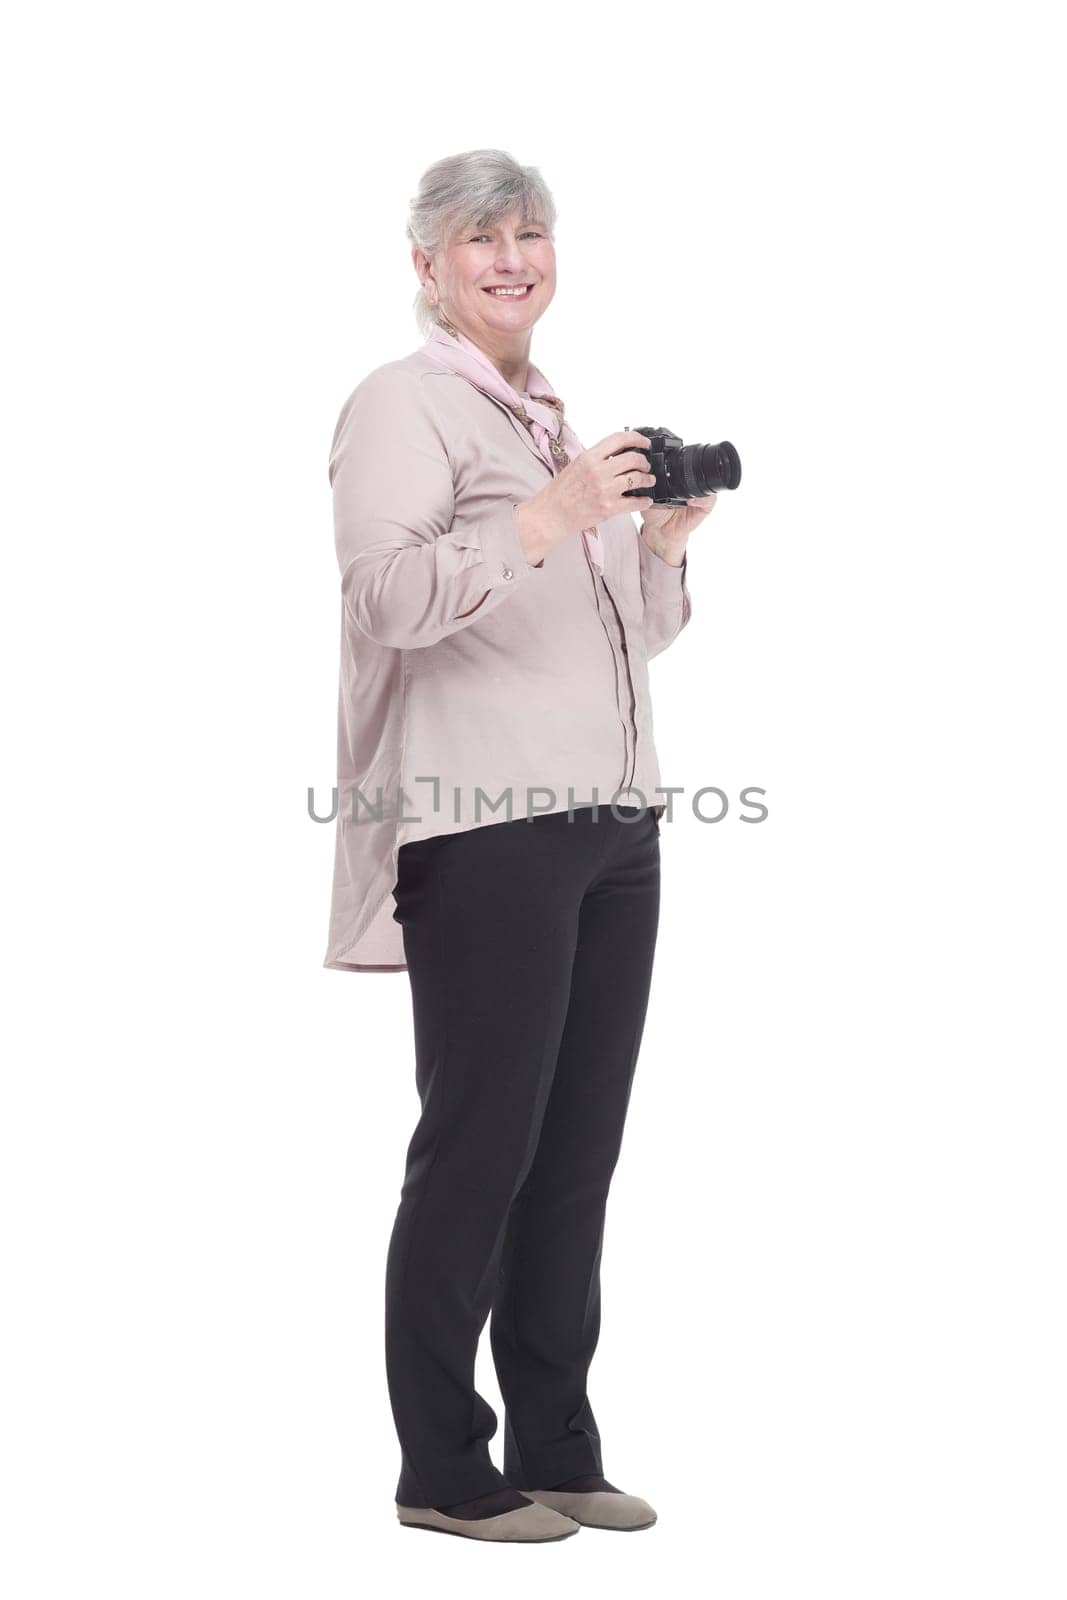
[423,279,457,337]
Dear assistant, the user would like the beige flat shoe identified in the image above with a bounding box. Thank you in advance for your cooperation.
[520,1488,657,1530]
[396,1499,581,1541]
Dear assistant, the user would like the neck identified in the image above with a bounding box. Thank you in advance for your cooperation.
[443,318,531,391]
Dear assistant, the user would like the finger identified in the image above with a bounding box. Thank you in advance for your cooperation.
[612,450,655,473]
[604,431,652,453]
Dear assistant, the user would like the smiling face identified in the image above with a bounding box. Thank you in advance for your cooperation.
[416,209,557,380]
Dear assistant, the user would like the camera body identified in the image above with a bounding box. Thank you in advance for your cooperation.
[622,425,742,505]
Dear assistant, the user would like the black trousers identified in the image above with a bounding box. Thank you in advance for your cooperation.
[385,803,661,1508]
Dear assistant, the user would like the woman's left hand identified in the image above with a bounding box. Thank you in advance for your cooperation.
[638,493,718,562]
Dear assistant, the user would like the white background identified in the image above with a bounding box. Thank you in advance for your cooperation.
[3,3,1064,1596]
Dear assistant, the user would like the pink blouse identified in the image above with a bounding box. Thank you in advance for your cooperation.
[323,347,692,972]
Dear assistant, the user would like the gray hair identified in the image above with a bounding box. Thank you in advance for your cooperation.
[405,148,557,339]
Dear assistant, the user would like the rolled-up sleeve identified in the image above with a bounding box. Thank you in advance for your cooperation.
[330,366,545,650]
[638,531,692,659]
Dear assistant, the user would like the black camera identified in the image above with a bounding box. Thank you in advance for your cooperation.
[622,426,741,506]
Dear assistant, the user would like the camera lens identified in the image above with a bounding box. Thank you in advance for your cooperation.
[665,441,741,497]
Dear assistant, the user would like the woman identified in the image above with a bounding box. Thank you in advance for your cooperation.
[324,150,718,1542]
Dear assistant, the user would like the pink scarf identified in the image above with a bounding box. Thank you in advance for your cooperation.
[420,324,604,571]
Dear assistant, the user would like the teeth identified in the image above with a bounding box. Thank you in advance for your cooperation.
[486,285,531,296]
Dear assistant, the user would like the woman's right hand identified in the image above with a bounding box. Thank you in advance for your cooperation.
[539,431,658,535]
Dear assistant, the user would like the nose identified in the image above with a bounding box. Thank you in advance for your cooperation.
[495,245,529,272]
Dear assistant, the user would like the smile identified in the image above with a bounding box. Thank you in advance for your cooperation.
[482,285,534,298]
